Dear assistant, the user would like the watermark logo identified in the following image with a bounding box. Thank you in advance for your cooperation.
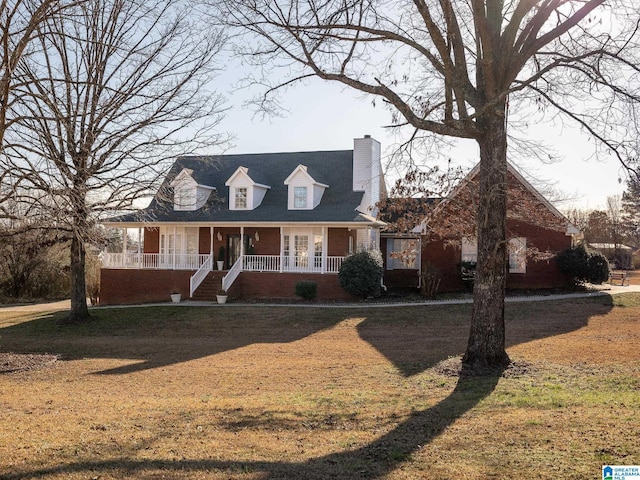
[603,466,640,480]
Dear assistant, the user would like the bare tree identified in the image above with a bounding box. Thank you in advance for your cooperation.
[0,0,81,211]
[621,173,640,245]
[3,0,227,323]
[219,0,640,369]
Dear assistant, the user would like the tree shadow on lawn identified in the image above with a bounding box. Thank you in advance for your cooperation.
[0,306,348,375]
[1,296,616,479]
[357,296,615,376]
[3,367,502,480]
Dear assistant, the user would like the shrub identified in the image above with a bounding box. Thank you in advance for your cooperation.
[338,250,382,298]
[556,244,589,281]
[421,262,441,299]
[587,251,610,284]
[556,244,610,285]
[295,281,317,301]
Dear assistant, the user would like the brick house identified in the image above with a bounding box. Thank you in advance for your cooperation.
[381,163,580,292]
[99,136,387,304]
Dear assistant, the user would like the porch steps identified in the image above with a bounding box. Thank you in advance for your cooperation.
[191,271,225,301]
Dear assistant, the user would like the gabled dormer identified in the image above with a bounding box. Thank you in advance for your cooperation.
[224,166,271,210]
[283,164,328,210]
[170,168,215,211]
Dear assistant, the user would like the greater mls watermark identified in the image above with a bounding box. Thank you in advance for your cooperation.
[603,466,640,480]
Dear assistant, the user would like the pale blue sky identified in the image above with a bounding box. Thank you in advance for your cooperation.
[215,74,626,212]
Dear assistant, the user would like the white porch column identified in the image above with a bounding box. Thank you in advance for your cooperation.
[279,227,284,273]
[321,226,327,274]
[173,225,177,270]
[121,228,127,256]
[240,226,245,257]
[137,227,142,269]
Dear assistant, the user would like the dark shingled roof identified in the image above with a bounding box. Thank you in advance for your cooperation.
[106,150,375,224]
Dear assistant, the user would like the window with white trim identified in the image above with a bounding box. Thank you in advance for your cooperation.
[235,187,247,209]
[386,238,419,269]
[509,237,527,273]
[294,186,307,208]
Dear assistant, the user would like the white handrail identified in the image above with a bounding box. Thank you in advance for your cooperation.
[189,255,213,298]
[222,256,243,292]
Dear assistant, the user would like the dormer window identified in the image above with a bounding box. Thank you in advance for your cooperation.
[294,186,307,208]
[284,164,328,210]
[174,184,195,210]
[225,166,270,210]
[235,187,248,209]
[170,168,214,211]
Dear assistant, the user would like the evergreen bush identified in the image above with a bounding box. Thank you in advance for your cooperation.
[338,250,382,298]
[295,281,317,301]
[556,244,610,285]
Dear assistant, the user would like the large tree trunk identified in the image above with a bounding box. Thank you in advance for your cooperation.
[68,232,90,323]
[462,101,511,370]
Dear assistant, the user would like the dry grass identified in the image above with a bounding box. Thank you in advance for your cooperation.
[1,294,639,479]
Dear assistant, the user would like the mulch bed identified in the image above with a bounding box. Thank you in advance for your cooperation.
[0,353,58,374]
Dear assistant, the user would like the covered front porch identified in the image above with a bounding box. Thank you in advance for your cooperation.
[100,224,378,303]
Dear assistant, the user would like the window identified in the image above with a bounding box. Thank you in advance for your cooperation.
[314,234,323,269]
[294,186,307,208]
[174,184,195,210]
[185,227,198,254]
[294,235,309,267]
[461,237,478,263]
[509,237,527,273]
[387,238,419,270]
[235,187,247,209]
[283,235,290,269]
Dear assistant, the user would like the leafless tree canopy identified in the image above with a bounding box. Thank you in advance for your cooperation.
[219,0,640,369]
[6,0,227,228]
[2,0,228,321]
[221,0,639,167]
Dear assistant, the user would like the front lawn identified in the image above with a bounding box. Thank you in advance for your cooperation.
[1,294,639,479]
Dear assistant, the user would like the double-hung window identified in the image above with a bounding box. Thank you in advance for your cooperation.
[294,186,307,208]
[235,187,247,209]
[509,237,527,273]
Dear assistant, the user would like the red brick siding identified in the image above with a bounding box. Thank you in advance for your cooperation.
[99,269,353,304]
[236,272,354,300]
[99,269,194,305]
[422,239,465,292]
[251,228,280,255]
[199,227,211,254]
[421,221,572,292]
[144,228,159,254]
[505,220,572,289]
[328,228,353,256]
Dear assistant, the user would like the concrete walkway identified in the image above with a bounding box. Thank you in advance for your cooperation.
[1,284,639,312]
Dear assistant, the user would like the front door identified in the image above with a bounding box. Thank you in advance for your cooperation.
[228,234,241,268]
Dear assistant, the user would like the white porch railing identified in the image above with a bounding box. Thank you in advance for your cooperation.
[102,252,346,274]
[101,253,210,270]
[241,255,345,273]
